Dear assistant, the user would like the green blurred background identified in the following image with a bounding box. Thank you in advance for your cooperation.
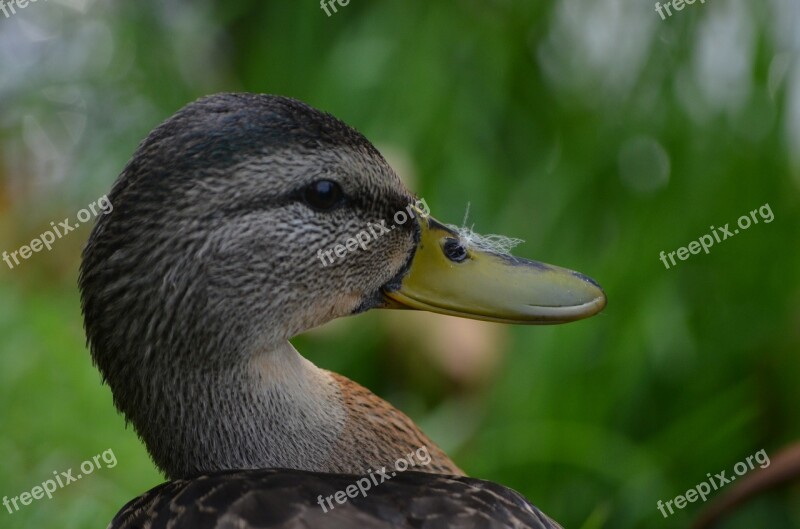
[1,1,798,527]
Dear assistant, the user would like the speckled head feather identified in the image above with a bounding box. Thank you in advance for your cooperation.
[79,93,572,529]
[79,94,445,478]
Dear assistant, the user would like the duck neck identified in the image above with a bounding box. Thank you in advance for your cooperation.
[137,341,347,479]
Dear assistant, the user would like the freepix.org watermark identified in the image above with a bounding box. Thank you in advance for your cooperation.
[655,0,706,21]
[656,448,770,518]
[659,202,773,270]
[0,0,47,20]
[320,0,350,17]
[2,195,113,270]
[316,446,432,513]
[317,198,430,267]
[2,449,117,515]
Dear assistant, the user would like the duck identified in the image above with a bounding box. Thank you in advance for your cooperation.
[78,93,607,529]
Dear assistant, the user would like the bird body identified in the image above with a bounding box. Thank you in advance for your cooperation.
[79,93,605,528]
[111,469,558,529]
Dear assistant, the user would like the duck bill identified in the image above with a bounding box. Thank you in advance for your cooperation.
[382,214,606,324]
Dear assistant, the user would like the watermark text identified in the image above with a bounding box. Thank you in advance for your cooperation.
[656,448,770,518]
[3,448,117,515]
[655,0,706,21]
[2,195,113,270]
[317,198,429,267]
[0,0,47,20]
[659,202,773,270]
[317,445,431,513]
[320,0,350,17]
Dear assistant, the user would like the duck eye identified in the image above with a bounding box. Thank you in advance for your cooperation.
[303,180,343,211]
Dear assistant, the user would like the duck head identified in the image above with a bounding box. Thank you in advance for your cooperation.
[79,93,605,478]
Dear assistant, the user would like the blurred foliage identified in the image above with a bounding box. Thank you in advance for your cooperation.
[1,0,799,528]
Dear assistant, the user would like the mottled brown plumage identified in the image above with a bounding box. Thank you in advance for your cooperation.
[325,372,463,476]
[110,470,558,529]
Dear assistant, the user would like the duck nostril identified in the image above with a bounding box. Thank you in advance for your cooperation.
[442,238,468,263]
